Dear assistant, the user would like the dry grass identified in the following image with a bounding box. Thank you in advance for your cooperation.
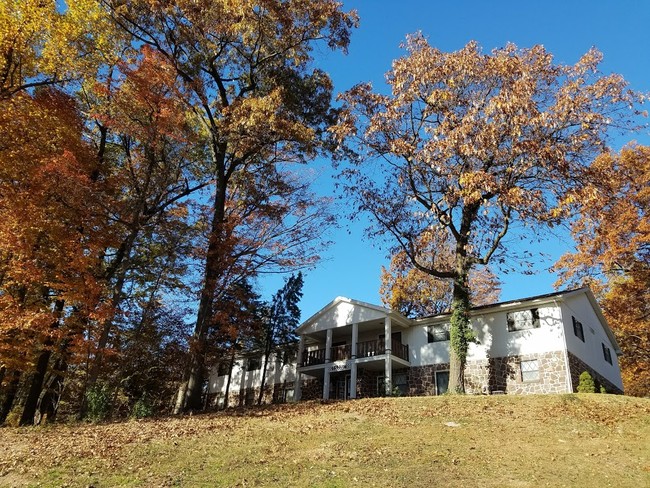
[1,394,649,487]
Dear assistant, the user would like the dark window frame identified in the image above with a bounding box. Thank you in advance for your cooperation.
[507,308,540,332]
[246,357,261,371]
[427,323,450,343]
[572,316,585,342]
[602,343,612,365]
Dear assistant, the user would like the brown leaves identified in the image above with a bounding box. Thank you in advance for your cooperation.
[555,145,649,396]
[335,37,645,281]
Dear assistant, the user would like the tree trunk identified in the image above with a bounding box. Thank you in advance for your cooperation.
[223,348,236,409]
[0,370,20,424]
[175,162,228,413]
[257,347,271,406]
[447,204,478,394]
[448,272,471,394]
[36,355,67,424]
[19,348,52,426]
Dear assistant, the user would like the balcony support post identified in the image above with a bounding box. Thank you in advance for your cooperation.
[384,316,392,395]
[323,329,333,400]
[350,323,358,399]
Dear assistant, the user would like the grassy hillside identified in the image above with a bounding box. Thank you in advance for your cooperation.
[1,394,649,487]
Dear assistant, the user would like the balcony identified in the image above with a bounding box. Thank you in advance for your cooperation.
[301,338,409,367]
[357,338,409,362]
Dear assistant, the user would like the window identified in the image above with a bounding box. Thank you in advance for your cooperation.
[427,323,450,343]
[217,362,230,376]
[507,309,540,332]
[246,357,261,371]
[520,359,540,382]
[435,371,449,395]
[572,316,585,342]
[602,343,612,365]
[376,374,407,396]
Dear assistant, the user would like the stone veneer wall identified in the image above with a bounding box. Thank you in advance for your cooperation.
[357,368,379,398]
[408,351,571,395]
[407,363,450,396]
[567,352,623,394]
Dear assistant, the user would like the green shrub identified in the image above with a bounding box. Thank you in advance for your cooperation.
[131,394,153,419]
[85,384,111,422]
[600,385,607,394]
[577,371,596,393]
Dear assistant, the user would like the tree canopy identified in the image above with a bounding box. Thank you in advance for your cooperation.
[334,35,645,392]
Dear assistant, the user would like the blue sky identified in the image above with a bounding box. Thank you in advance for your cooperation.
[262,0,650,320]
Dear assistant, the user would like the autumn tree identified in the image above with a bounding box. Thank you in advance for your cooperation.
[334,36,644,393]
[102,0,358,412]
[380,237,501,318]
[257,272,303,405]
[0,0,118,99]
[555,145,649,396]
[77,45,206,405]
[0,88,112,425]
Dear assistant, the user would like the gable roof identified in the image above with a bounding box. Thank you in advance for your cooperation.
[296,296,411,334]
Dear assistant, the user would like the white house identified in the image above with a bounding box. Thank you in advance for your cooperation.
[207,287,623,406]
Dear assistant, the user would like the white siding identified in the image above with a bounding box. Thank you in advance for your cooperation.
[207,352,296,397]
[408,305,566,367]
[561,294,623,391]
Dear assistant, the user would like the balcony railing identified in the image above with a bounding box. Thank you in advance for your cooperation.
[302,348,326,366]
[301,338,409,366]
[357,338,409,362]
[331,344,351,362]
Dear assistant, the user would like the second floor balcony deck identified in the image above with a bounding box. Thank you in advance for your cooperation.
[301,338,409,367]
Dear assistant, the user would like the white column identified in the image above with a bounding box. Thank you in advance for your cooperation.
[295,335,305,402]
[323,329,333,400]
[384,316,392,395]
[297,335,305,368]
[350,323,358,399]
[325,329,333,362]
[294,372,302,402]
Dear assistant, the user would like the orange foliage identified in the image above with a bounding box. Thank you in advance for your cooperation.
[0,89,111,372]
[555,145,649,396]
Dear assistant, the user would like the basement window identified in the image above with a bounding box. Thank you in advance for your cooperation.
[520,359,540,382]
[507,309,540,332]
[572,316,585,342]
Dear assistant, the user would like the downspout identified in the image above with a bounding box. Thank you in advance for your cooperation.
[554,299,573,393]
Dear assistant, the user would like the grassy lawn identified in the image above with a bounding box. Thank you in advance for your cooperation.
[1,394,649,487]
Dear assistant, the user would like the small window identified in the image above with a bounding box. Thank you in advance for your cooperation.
[572,316,585,342]
[427,323,450,343]
[602,344,612,365]
[217,362,230,376]
[247,358,261,371]
[507,309,540,332]
[520,359,540,382]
